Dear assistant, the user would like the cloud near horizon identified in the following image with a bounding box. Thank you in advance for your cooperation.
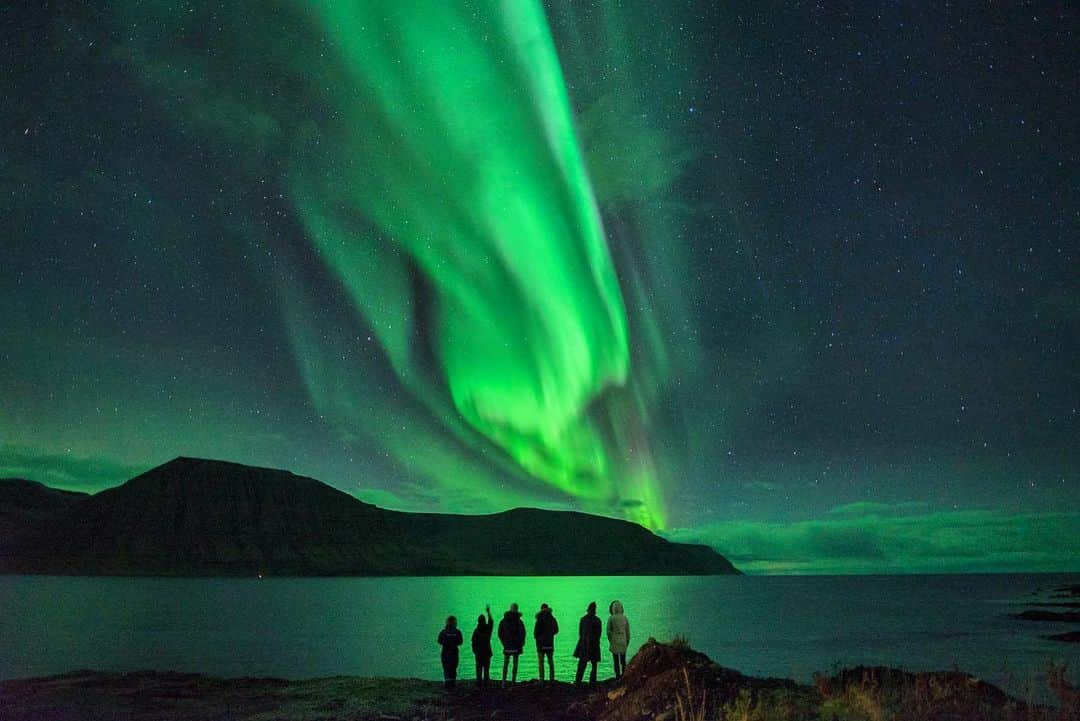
[663,503,1079,574]
[0,444,149,493]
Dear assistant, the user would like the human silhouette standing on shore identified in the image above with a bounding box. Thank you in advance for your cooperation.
[497,602,525,684]
[606,600,630,679]
[437,616,464,689]
[533,603,559,681]
[472,605,494,687]
[573,601,601,686]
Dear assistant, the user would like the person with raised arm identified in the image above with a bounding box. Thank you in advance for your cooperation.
[471,605,494,687]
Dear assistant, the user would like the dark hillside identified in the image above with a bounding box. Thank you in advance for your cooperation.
[0,458,738,576]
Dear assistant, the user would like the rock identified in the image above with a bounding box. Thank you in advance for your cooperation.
[0,642,1054,721]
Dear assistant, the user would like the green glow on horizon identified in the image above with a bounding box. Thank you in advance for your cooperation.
[114,0,666,527]
[664,506,1080,574]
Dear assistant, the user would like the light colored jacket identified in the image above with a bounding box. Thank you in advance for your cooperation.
[606,600,630,654]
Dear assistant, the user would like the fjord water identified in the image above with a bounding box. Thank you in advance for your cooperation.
[1,574,1076,699]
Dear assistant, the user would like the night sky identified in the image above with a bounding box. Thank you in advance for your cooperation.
[2,2,1076,572]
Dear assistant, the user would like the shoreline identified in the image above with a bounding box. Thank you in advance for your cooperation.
[1,640,1074,721]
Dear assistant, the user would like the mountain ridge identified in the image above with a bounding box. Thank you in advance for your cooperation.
[0,457,739,576]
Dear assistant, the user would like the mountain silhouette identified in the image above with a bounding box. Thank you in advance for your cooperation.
[0,457,739,576]
[0,478,88,540]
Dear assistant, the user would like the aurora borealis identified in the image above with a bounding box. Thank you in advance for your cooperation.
[2,2,1077,571]
[112,0,657,524]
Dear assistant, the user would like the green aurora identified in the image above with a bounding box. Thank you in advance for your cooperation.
[109,0,680,527]
[2,2,1076,573]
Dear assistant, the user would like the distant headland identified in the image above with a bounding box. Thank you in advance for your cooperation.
[0,457,739,576]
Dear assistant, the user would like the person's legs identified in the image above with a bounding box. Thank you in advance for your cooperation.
[510,653,519,682]
[545,650,555,681]
[537,651,545,681]
[482,658,490,685]
[575,658,587,684]
[588,660,597,685]
[613,652,625,678]
[502,654,510,682]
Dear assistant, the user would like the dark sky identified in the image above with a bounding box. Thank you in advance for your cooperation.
[2,1,1076,572]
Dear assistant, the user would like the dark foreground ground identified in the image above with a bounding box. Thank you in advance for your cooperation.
[1,640,1076,721]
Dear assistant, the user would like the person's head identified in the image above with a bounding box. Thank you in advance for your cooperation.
[540,603,550,613]
[610,600,623,615]
[477,614,486,625]
[509,602,518,613]
[587,601,597,615]
[446,615,457,628]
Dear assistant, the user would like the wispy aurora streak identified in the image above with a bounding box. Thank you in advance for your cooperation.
[117,0,669,526]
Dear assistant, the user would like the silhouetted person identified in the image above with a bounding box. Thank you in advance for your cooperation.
[573,601,601,686]
[437,615,464,689]
[497,602,526,684]
[533,603,559,681]
[607,600,630,679]
[472,605,494,687]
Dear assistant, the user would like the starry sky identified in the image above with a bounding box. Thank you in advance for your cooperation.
[2,1,1077,573]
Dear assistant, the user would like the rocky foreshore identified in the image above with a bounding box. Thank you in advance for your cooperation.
[1,640,1075,721]
[1016,585,1080,645]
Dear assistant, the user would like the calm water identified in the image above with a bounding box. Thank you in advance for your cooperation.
[1,574,1077,701]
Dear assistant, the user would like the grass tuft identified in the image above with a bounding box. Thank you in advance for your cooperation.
[675,667,707,721]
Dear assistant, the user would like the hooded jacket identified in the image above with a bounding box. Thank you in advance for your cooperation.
[606,600,630,654]
[497,610,526,655]
[573,607,602,662]
[533,607,559,652]
[437,625,464,662]
[472,612,494,659]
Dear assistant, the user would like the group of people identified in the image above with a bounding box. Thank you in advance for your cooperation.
[436,600,631,689]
